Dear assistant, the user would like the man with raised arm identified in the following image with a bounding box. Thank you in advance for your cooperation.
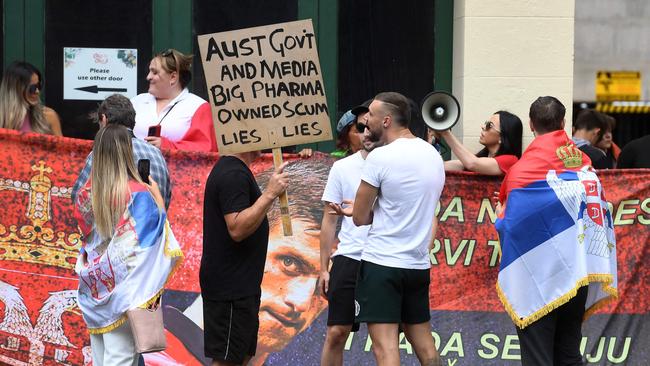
[201,151,288,366]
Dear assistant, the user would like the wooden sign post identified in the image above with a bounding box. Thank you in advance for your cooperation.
[198,20,333,236]
[272,148,293,236]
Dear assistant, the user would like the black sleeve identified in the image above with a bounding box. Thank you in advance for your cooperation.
[217,170,253,215]
[591,153,611,169]
[581,146,609,170]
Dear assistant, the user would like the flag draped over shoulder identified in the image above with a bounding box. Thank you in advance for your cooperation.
[495,130,618,329]
[75,181,183,334]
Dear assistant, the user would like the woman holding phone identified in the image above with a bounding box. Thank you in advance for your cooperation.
[131,49,217,152]
[75,124,182,365]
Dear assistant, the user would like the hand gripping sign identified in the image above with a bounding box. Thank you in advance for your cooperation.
[198,20,333,235]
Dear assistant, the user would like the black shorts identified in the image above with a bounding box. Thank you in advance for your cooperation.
[326,255,360,332]
[355,260,431,324]
[203,295,260,364]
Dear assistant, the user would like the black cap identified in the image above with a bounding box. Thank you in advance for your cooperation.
[351,99,372,116]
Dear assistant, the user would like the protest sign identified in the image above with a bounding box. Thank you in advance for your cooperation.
[197,19,333,154]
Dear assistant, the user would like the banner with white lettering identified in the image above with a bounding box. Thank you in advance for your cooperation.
[0,129,647,365]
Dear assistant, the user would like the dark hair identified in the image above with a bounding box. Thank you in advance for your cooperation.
[477,111,523,158]
[336,123,353,151]
[22,62,43,85]
[407,98,429,140]
[97,94,136,129]
[529,96,565,134]
[374,92,411,127]
[155,49,193,88]
[595,114,616,145]
[573,109,607,138]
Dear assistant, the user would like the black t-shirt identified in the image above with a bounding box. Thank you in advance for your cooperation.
[200,156,269,301]
[617,135,650,169]
[616,135,650,169]
[578,144,611,169]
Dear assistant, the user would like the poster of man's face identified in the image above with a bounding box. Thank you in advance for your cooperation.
[258,217,326,352]
[254,158,332,356]
[146,157,334,365]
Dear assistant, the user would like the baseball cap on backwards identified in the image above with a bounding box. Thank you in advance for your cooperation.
[336,110,356,133]
[351,99,372,117]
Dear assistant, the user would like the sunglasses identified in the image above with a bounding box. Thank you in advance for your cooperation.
[160,49,178,69]
[482,120,501,133]
[28,82,42,95]
[355,123,369,133]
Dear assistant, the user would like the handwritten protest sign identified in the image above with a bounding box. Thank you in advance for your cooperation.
[198,19,333,154]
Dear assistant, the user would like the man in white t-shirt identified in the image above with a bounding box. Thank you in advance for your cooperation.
[318,101,375,366]
[339,92,444,365]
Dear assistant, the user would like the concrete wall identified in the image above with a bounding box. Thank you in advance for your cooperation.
[574,0,650,102]
[453,0,574,153]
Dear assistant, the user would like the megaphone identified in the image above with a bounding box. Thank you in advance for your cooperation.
[421,91,460,131]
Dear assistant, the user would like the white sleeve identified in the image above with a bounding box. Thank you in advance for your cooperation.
[321,163,342,203]
[361,153,383,188]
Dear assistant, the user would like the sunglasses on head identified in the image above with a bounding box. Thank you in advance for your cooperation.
[160,49,178,69]
[355,123,369,133]
[482,120,501,133]
[27,83,42,95]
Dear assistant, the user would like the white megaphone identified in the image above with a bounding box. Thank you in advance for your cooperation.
[421,91,460,131]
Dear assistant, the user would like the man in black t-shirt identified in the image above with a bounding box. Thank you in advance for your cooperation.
[201,151,288,366]
[617,134,650,168]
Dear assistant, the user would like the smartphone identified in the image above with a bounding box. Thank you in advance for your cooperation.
[137,159,150,184]
[148,125,161,137]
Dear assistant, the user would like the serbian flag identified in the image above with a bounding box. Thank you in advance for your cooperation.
[495,130,618,329]
[75,181,184,333]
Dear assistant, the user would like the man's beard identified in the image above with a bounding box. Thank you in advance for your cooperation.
[367,128,383,144]
[364,140,383,152]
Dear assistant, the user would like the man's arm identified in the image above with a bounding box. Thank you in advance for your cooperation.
[429,216,439,250]
[352,180,378,226]
[318,202,338,297]
[224,162,288,242]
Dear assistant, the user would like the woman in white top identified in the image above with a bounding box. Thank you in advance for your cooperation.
[132,49,217,152]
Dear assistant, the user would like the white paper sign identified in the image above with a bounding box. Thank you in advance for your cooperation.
[63,47,138,100]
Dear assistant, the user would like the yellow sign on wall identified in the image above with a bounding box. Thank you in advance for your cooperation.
[596,71,641,102]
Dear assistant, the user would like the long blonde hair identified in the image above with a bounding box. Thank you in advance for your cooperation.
[0,62,52,134]
[91,124,142,240]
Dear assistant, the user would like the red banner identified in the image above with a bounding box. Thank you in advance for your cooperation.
[1,129,648,365]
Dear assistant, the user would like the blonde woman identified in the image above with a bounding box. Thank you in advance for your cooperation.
[0,61,62,135]
[132,49,217,152]
[74,124,182,365]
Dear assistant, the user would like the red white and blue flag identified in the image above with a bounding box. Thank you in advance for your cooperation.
[496,130,618,328]
[75,181,184,333]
